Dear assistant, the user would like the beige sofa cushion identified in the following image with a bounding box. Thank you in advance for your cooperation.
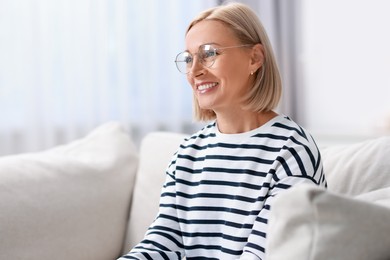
[121,131,187,254]
[266,184,390,260]
[0,122,138,260]
[321,136,390,196]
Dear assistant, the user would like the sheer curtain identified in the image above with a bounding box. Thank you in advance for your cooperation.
[0,0,216,155]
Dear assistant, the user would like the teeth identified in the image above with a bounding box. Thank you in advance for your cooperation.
[198,83,218,91]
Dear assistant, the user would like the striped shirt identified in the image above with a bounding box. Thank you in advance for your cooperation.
[119,115,326,260]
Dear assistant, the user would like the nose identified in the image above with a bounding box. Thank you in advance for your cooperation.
[188,55,205,77]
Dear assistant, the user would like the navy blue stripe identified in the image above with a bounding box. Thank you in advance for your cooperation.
[289,136,317,170]
[159,214,254,229]
[275,156,292,176]
[251,229,266,238]
[214,142,280,151]
[131,248,166,260]
[207,155,273,164]
[178,154,204,161]
[140,239,172,252]
[178,154,273,164]
[246,242,265,253]
[311,134,322,174]
[269,168,279,182]
[191,132,216,139]
[323,175,328,187]
[176,178,269,190]
[141,252,153,260]
[180,142,281,151]
[313,149,322,178]
[136,243,182,259]
[275,183,291,190]
[282,146,308,176]
[298,125,308,139]
[161,192,176,198]
[167,157,177,169]
[187,257,218,260]
[159,251,170,260]
[182,231,248,242]
[166,171,176,180]
[152,225,182,237]
[185,244,242,256]
[176,166,268,177]
[180,143,206,150]
[136,250,181,260]
[174,191,266,203]
[163,181,175,188]
[160,203,260,216]
[146,231,183,248]
[121,256,138,259]
[255,216,267,224]
[251,133,289,141]
[272,122,308,140]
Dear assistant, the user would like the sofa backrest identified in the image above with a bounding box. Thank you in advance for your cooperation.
[121,131,188,254]
[321,136,390,196]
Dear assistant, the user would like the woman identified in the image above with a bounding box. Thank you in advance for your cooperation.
[119,2,326,259]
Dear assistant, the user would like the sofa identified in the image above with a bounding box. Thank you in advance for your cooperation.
[0,122,389,260]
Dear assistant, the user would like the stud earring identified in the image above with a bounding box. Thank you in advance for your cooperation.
[250,71,254,75]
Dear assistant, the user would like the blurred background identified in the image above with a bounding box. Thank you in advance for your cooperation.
[0,0,389,155]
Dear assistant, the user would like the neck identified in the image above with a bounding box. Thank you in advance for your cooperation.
[216,110,278,134]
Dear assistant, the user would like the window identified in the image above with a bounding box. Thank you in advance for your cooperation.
[0,0,216,155]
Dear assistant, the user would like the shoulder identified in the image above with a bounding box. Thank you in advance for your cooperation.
[266,115,318,149]
[269,116,324,181]
[252,115,322,170]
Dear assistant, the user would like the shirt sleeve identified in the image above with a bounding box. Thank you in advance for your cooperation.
[240,136,326,259]
[118,152,185,260]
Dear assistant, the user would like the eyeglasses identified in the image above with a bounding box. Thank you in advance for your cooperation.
[174,44,253,74]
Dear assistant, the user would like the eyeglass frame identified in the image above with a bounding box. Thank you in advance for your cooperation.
[174,43,254,74]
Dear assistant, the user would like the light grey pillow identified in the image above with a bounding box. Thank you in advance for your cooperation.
[266,185,390,260]
[321,136,390,196]
[0,122,138,260]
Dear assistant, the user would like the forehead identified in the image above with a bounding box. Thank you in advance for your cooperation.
[185,20,238,52]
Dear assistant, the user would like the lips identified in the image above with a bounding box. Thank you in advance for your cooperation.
[196,82,218,92]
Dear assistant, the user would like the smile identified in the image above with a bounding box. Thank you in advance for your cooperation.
[197,82,218,91]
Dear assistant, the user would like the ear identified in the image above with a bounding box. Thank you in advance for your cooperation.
[249,44,264,74]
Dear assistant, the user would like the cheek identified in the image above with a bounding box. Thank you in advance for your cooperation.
[217,56,249,76]
[186,75,195,88]
[219,63,249,84]
[218,63,252,94]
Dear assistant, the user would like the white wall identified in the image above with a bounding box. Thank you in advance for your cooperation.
[302,0,390,144]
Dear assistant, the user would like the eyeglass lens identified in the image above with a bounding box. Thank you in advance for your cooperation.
[175,44,217,74]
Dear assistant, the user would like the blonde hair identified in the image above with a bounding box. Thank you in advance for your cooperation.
[187,2,282,121]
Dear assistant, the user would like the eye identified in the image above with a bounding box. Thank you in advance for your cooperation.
[184,54,193,64]
[199,45,217,59]
[202,49,217,59]
[177,52,193,64]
